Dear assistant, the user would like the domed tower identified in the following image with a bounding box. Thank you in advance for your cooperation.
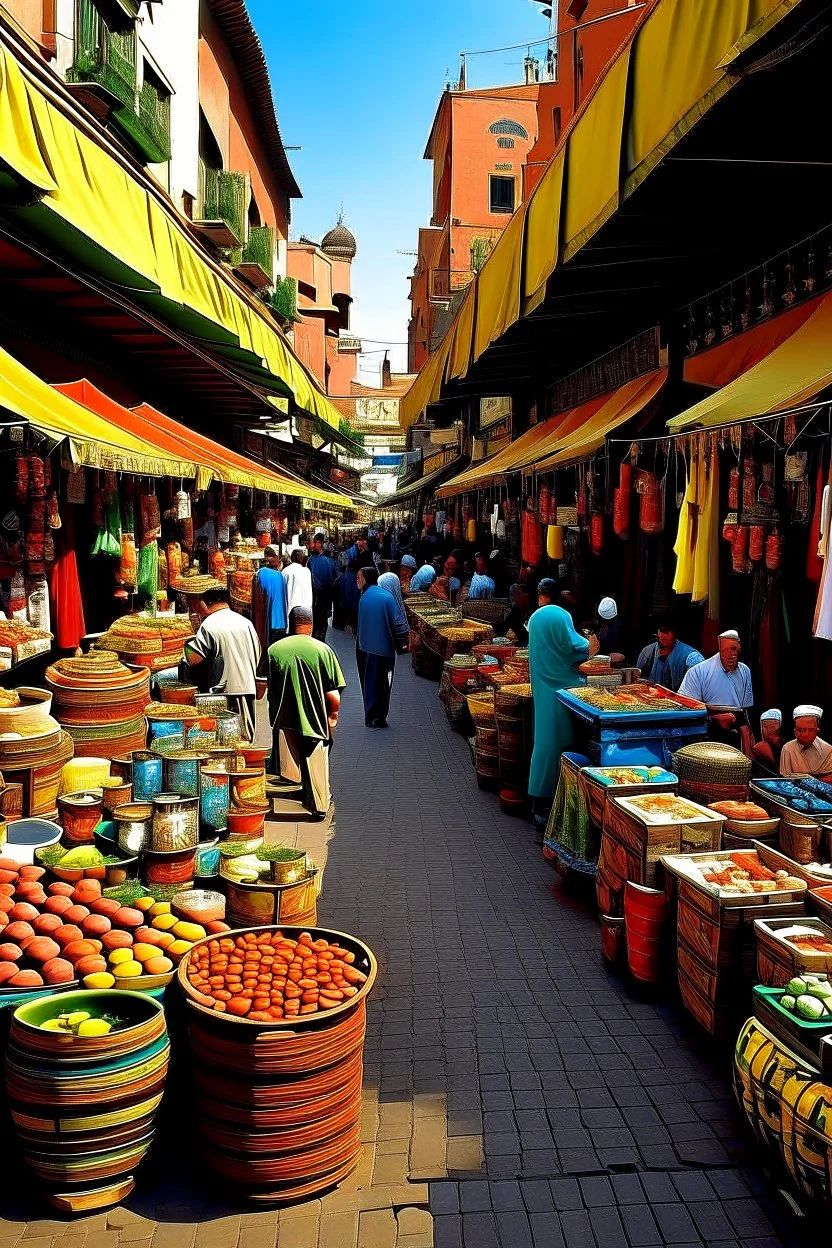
[321,217,357,262]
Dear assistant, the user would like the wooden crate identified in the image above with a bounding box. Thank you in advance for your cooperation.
[755,916,832,987]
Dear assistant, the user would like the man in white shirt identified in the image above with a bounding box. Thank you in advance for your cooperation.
[185,585,260,740]
[282,549,314,615]
[780,705,832,779]
[678,629,754,755]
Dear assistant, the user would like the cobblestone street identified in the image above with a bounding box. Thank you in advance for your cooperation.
[0,632,804,1247]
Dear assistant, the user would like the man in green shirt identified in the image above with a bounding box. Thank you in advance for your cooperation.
[267,606,346,818]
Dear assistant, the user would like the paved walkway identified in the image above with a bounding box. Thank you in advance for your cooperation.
[0,631,806,1246]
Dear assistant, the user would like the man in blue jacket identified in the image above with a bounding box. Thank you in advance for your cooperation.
[356,566,409,728]
[307,533,337,642]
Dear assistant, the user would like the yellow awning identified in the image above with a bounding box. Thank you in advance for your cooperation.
[563,48,630,262]
[667,293,832,432]
[398,0,800,425]
[0,347,197,478]
[0,42,343,429]
[536,368,667,468]
[448,284,476,381]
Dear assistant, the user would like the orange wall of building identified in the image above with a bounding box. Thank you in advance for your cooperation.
[198,11,289,241]
[292,318,326,387]
[326,339,355,397]
[448,91,538,233]
[1,0,45,47]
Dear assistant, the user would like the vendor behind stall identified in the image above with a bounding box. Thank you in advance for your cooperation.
[753,708,784,772]
[596,597,625,655]
[528,605,595,810]
[780,705,832,778]
[677,629,754,756]
[466,553,496,600]
[636,614,704,691]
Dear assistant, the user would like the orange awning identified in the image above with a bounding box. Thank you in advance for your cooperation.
[683,296,823,390]
[437,369,666,496]
[54,380,348,505]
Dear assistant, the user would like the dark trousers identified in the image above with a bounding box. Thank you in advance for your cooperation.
[312,593,332,642]
[357,649,395,726]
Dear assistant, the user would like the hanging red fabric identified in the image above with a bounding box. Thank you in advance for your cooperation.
[590,512,604,556]
[50,497,86,652]
[520,506,543,566]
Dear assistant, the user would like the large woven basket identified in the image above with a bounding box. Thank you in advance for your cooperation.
[671,741,752,786]
[467,692,496,726]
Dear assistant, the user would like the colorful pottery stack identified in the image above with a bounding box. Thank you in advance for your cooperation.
[46,654,150,760]
[97,614,193,672]
[0,725,74,820]
[5,990,169,1212]
[57,791,104,846]
[180,927,375,1203]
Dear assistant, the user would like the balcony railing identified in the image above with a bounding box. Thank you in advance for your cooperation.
[115,77,171,163]
[234,225,275,290]
[196,166,247,248]
[271,276,298,322]
[68,0,137,109]
[430,268,475,300]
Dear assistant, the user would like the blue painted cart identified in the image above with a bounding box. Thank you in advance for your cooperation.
[556,685,708,768]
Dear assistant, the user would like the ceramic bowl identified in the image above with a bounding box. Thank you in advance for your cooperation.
[225,807,269,837]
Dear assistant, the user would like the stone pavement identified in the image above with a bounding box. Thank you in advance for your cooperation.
[0,630,810,1247]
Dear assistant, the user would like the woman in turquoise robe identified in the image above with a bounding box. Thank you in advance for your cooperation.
[528,605,590,801]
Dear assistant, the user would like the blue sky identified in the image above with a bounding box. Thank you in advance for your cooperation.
[249,0,549,383]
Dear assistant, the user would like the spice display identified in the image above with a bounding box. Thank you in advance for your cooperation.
[675,851,805,897]
[567,687,682,712]
[183,928,367,1020]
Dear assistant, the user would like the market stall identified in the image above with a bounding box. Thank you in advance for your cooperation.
[556,683,708,767]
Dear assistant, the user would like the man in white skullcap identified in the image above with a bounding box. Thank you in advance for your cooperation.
[596,596,624,654]
[678,630,755,756]
[780,706,832,778]
[752,708,784,771]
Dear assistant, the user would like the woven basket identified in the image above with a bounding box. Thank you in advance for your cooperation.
[445,688,470,727]
[496,685,533,714]
[587,672,624,688]
[671,741,751,787]
[467,693,496,726]
[459,598,508,626]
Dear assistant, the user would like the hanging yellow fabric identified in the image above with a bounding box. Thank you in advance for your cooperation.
[563,49,631,262]
[523,151,564,309]
[627,0,796,188]
[473,206,525,363]
[448,284,476,381]
[398,333,452,428]
[672,436,720,617]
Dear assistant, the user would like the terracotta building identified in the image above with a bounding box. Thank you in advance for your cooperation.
[287,221,361,397]
[408,0,643,372]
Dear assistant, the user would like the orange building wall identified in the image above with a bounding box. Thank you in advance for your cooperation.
[292,319,326,385]
[198,10,289,242]
[447,90,539,245]
[1,0,46,47]
[326,340,356,397]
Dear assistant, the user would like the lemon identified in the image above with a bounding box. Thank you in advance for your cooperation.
[109,948,135,966]
[135,896,156,913]
[65,1011,91,1026]
[151,913,178,931]
[149,901,171,918]
[167,939,194,962]
[131,943,158,963]
[172,921,206,943]
[39,1018,68,1031]
[112,960,143,979]
[83,972,116,989]
[77,1019,112,1037]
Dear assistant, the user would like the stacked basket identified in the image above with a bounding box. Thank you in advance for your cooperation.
[46,654,150,760]
[468,691,499,787]
[671,741,751,806]
[495,684,534,790]
[5,990,170,1212]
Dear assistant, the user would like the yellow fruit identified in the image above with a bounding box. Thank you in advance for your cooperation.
[65,1011,91,1026]
[149,901,171,917]
[135,896,156,912]
[109,948,134,966]
[77,1019,111,1036]
[112,960,143,979]
[39,1018,68,1031]
[172,921,206,943]
[151,913,178,932]
[166,939,194,963]
[155,931,176,950]
[131,943,158,964]
[83,972,115,989]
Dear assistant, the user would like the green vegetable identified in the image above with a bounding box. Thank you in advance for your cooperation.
[796,994,827,1021]
[781,995,796,1012]
[788,977,810,997]
[60,846,105,869]
[808,982,832,1002]
[255,845,306,863]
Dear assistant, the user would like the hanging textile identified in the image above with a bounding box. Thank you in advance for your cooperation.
[813,472,832,641]
[50,498,85,651]
[672,436,720,618]
[807,457,826,585]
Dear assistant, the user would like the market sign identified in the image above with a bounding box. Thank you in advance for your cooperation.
[479,395,512,432]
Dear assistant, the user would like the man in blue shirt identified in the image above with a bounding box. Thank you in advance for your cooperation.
[636,614,704,692]
[356,565,409,728]
[466,552,496,600]
[408,560,438,593]
[252,546,288,661]
[307,533,337,642]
